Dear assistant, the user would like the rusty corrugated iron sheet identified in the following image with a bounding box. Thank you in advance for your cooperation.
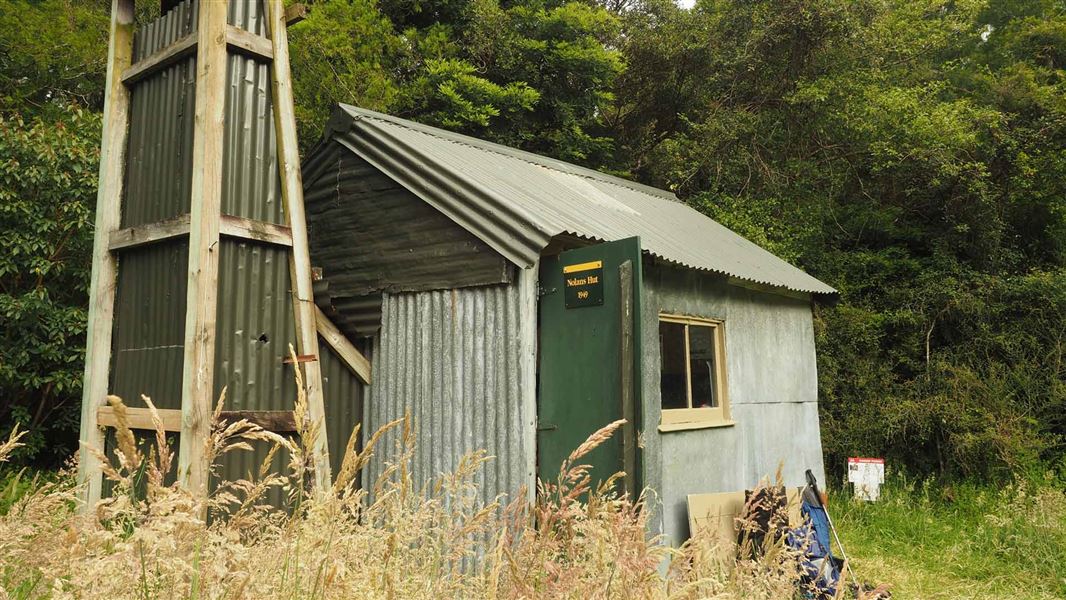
[315,105,837,296]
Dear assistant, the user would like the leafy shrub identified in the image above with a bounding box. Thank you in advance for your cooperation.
[0,107,99,465]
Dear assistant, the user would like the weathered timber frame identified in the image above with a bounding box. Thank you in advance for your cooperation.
[77,0,135,507]
[78,0,366,510]
[265,0,332,490]
[176,0,227,497]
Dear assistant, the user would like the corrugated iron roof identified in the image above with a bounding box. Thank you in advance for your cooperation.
[311,104,836,296]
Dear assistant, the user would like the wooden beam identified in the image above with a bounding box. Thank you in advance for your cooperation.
[177,0,228,499]
[219,214,293,246]
[108,214,191,251]
[219,410,297,433]
[518,264,539,505]
[121,32,196,85]
[106,214,294,252]
[98,406,182,432]
[619,259,636,499]
[225,24,273,62]
[266,0,332,490]
[284,3,308,26]
[78,0,135,512]
[315,305,372,384]
[97,407,299,435]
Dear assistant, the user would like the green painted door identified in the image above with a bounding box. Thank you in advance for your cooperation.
[537,237,643,496]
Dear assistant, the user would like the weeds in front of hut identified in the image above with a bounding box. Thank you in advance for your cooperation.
[0,366,807,599]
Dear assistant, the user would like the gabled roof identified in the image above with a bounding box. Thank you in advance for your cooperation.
[305,104,836,297]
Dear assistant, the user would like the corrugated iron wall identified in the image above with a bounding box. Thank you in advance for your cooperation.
[107,0,365,498]
[364,276,537,507]
[111,241,189,409]
[322,338,366,477]
[222,1,284,225]
[123,0,197,228]
[213,241,297,411]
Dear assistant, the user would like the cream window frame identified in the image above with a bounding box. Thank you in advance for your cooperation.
[658,313,733,432]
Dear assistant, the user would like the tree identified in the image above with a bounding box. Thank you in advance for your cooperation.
[289,0,404,147]
[610,0,1066,479]
[0,0,109,117]
[386,0,623,165]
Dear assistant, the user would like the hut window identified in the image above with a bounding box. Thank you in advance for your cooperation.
[658,314,732,431]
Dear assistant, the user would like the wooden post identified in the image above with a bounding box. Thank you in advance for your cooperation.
[619,260,636,499]
[265,0,332,489]
[176,0,228,497]
[77,0,135,510]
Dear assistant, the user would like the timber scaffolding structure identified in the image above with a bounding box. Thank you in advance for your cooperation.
[78,0,368,508]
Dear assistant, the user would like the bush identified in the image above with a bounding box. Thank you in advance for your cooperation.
[0,106,99,466]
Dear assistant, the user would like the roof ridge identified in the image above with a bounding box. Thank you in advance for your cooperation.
[339,104,681,203]
[322,104,837,297]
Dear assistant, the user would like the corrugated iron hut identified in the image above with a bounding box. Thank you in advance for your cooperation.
[302,105,838,544]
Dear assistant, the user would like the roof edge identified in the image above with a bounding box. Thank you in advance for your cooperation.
[334,104,681,202]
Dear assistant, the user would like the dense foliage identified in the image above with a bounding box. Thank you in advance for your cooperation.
[0,108,100,464]
[0,0,1063,480]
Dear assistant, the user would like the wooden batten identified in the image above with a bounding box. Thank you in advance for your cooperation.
[108,214,292,252]
[121,31,196,85]
[121,26,272,87]
[96,407,297,435]
[284,3,308,26]
[266,0,332,490]
[77,0,135,511]
[314,305,372,384]
[225,25,273,62]
[177,0,228,498]
[219,411,298,433]
[98,406,183,432]
[108,214,191,251]
[219,214,293,247]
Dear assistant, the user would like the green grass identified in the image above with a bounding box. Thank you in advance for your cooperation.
[4,464,1065,599]
[0,467,53,515]
[832,477,1066,599]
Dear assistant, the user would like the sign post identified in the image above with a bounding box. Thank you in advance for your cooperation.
[847,457,885,501]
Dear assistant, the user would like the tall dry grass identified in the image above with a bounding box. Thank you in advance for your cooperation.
[0,364,810,599]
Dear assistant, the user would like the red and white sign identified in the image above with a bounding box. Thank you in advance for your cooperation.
[847,457,885,501]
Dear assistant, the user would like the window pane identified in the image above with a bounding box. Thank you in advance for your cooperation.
[689,324,718,408]
[659,321,688,409]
